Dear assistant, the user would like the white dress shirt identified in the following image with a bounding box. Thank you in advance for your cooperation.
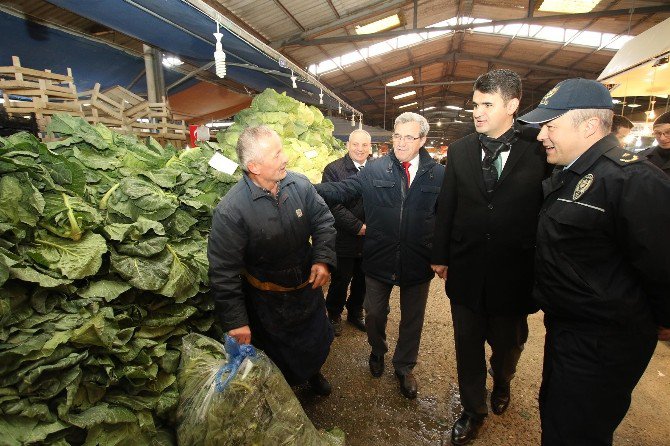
[405,153,420,186]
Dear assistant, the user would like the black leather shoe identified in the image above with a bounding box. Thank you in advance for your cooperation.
[395,371,418,399]
[308,372,332,396]
[369,353,384,377]
[346,311,366,332]
[329,315,342,336]
[451,413,484,445]
[491,384,510,415]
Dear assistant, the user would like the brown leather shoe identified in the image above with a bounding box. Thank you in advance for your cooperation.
[369,353,384,377]
[395,371,418,399]
[451,413,484,445]
[491,383,510,415]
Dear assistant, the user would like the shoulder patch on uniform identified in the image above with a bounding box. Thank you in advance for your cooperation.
[604,147,643,166]
[573,173,594,201]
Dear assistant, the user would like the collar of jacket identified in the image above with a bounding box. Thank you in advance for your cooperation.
[243,170,296,201]
[565,133,620,176]
[389,147,436,174]
[343,153,359,172]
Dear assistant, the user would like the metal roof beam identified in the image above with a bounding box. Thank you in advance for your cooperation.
[285,5,670,46]
[337,52,595,92]
[271,0,410,48]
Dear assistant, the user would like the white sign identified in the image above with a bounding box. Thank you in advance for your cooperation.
[304,149,318,159]
[208,152,238,175]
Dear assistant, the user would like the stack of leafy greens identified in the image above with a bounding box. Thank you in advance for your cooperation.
[0,114,239,445]
[216,88,346,183]
[177,334,345,446]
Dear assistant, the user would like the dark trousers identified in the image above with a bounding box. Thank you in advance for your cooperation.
[451,303,529,417]
[364,276,430,375]
[539,325,656,446]
[325,256,365,317]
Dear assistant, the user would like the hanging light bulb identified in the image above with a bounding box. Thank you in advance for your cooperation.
[351,113,356,127]
[319,89,324,105]
[290,70,297,89]
[647,98,657,120]
[213,22,226,78]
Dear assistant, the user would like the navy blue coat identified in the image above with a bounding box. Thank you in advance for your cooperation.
[315,148,444,286]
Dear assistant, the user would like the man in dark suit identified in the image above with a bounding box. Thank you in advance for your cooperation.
[321,129,371,335]
[315,112,444,399]
[431,69,549,445]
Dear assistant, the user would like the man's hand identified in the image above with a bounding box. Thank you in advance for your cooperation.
[357,224,366,236]
[431,264,448,280]
[658,326,670,341]
[309,262,331,289]
[229,325,251,344]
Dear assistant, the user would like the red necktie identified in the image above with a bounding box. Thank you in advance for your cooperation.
[402,161,411,187]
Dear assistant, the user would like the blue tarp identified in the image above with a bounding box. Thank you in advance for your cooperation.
[41,0,333,108]
[0,10,193,94]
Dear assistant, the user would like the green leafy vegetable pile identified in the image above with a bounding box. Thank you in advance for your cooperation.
[0,114,239,445]
[216,88,346,183]
[177,334,345,446]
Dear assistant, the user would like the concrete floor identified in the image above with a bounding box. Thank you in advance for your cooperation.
[297,278,670,445]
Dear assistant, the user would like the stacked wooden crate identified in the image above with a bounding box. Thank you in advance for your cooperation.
[80,83,187,145]
[78,83,126,131]
[0,56,82,131]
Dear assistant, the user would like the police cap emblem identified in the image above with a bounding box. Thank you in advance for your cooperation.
[573,173,594,201]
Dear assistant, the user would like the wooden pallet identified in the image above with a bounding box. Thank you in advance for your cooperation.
[0,56,82,124]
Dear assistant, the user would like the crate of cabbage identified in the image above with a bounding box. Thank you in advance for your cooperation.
[216,88,347,183]
[0,114,240,445]
[177,334,345,446]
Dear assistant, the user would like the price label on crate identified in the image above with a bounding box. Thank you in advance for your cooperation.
[304,150,318,159]
[209,152,238,175]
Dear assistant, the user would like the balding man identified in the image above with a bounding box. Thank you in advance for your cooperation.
[518,79,670,445]
[321,129,371,335]
[208,125,337,395]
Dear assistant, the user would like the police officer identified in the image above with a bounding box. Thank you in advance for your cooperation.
[517,78,670,446]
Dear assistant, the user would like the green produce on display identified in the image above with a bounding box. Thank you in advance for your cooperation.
[0,114,239,445]
[177,334,344,446]
[216,88,347,183]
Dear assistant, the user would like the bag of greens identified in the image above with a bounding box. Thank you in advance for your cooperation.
[176,334,344,446]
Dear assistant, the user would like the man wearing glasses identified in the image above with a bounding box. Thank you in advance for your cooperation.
[644,111,670,176]
[315,112,444,399]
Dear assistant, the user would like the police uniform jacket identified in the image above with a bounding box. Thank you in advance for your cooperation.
[321,154,365,258]
[208,171,337,332]
[315,148,444,286]
[535,134,670,333]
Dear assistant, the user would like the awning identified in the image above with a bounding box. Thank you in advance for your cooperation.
[43,0,359,113]
[598,18,670,98]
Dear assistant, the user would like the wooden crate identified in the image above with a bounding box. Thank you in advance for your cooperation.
[0,56,82,126]
[79,83,125,129]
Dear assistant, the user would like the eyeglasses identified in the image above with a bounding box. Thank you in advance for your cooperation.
[653,130,670,138]
[392,134,422,143]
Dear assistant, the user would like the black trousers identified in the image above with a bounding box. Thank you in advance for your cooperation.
[325,256,365,317]
[364,276,430,375]
[451,303,529,417]
[539,324,656,446]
